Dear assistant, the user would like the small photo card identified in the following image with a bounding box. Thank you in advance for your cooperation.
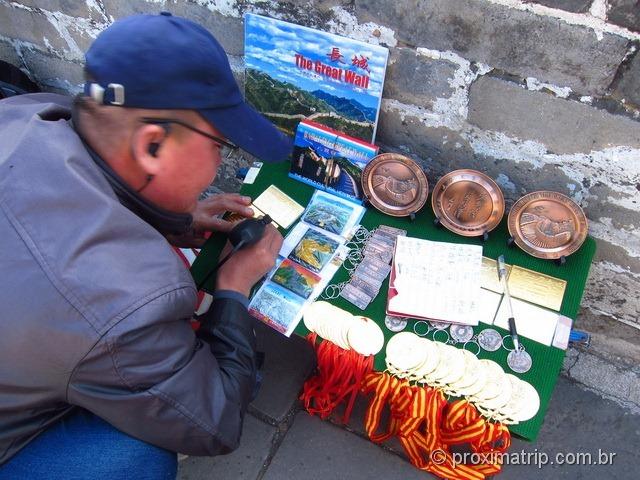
[272,259,322,299]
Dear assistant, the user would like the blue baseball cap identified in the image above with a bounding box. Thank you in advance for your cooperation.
[84,12,292,162]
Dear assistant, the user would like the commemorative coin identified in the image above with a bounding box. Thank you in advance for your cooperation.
[384,315,407,332]
[478,328,502,352]
[451,325,474,343]
[507,348,533,374]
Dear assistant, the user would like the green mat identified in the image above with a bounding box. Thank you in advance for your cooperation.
[191,161,596,442]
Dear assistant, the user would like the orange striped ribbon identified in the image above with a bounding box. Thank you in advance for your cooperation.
[361,375,512,480]
[303,337,513,480]
[300,335,374,423]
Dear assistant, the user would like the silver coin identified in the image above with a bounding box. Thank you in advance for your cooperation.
[477,328,503,352]
[507,349,533,373]
[429,321,450,331]
[384,315,407,332]
[451,325,474,343]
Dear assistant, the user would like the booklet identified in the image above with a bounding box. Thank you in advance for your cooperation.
[249,223,348,336]
[248,190,364,335]
[290,120,378,203]
[387,237,483,325]
[244,13,389,143]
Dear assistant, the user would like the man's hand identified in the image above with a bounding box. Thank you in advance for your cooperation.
[216,224,283,297]
[167,193,254,248]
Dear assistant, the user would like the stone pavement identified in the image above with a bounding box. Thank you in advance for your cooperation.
[177,320,640,480]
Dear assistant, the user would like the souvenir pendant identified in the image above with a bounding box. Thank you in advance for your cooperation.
[385,315,407,332]
[451,325,474,343]
[478,328,502,352]
[507,348,533,374]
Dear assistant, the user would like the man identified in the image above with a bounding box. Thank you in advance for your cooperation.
[0,12,291,479]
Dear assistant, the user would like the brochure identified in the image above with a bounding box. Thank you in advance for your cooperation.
[290,120,378,203]
[244,13,389,143]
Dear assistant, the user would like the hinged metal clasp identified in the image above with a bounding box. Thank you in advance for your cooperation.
[107,83,125,105]
[88,82,125,106]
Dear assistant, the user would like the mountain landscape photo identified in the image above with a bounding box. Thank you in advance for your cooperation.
[245,69,375,139]
[244,13,388,143]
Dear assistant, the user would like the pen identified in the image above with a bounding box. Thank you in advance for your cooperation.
[497,255,520,351]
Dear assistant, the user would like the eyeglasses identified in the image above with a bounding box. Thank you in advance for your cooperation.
[139,117,239,151]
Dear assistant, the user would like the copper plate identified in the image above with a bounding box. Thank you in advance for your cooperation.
[361,153,429,217]
[431,169,505,237]
[508,191,588,259]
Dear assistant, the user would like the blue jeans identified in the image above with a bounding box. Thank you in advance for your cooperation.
[0,409,177,480]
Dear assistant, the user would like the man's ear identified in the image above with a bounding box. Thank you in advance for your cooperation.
[131,124,170,175]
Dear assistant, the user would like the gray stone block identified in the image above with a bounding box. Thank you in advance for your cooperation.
[499,377,639,479]
[176,415,277,480]
[355,0,628,95]
[584,255,640,327]
[250,321,316,423]
[383,48,458,109]
[0,2,71,54]
[377,104,593,207]
[101,0,170,19]
[468,76,640,154]
[101,0,244,55]
[529,0,591,13]
[16,1,105,21]
[21,48,84,92]
[377,109,467,173]
[570,354,638,405]
[263,412,430,480]
[0,39,21,67]
[612,51,640,108]
[608,0,640,33]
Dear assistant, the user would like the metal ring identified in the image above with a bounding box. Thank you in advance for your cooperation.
[463,340,481,356]
[322,285,335,299]
[413,320,430,337]
[501,334,516,352]
[347,250,363,264]
[432,328,450,344]
[323,283,344,300]
[342,258,358,273]
[354,227,371,242]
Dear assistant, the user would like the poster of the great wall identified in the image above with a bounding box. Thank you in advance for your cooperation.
[244,13,389,143]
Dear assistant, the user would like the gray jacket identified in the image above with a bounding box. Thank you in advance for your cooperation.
[0,93,257,465]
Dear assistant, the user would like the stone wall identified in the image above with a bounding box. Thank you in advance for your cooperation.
[1,0,639,330]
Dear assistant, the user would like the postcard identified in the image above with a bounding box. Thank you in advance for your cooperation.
[249,283,306,336]
[494,297,560,346]
[480,256,511,293]
[272,258,322,299]
[252,185,304,229]
[289,228,340,273]
[475,288,503,326]
[507,266,567,312]
[302,190,365,237]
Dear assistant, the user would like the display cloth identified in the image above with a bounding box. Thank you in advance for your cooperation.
[191,161,596,444]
